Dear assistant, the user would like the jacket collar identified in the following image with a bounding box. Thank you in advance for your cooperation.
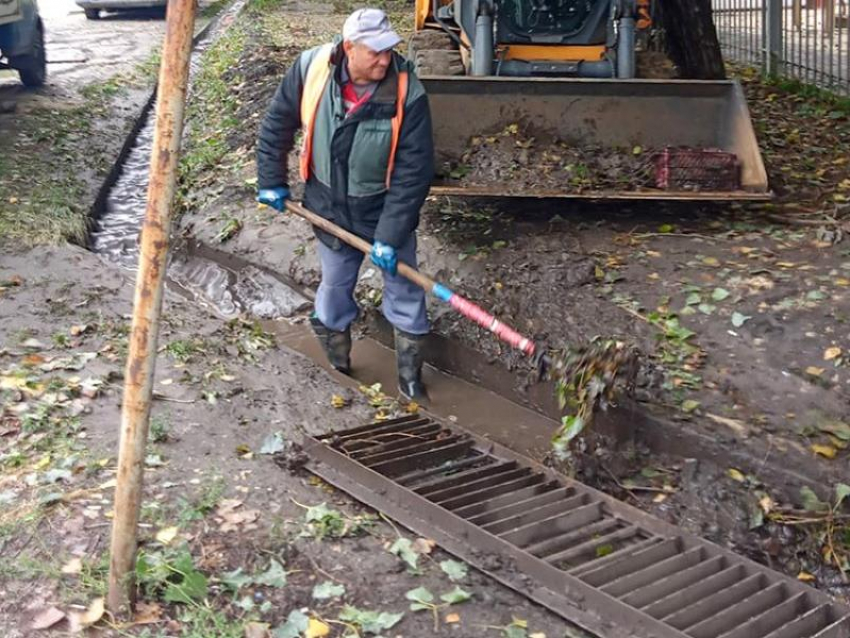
[330,39,402,106]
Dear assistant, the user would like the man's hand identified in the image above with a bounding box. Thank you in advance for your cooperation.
[257,186,290,212]
[370,241,397,276]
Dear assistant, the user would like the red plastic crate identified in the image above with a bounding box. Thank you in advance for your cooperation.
[653,148,741,191]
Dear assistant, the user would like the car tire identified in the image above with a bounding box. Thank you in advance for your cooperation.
[84,8,100,19]
[16,21,47,88]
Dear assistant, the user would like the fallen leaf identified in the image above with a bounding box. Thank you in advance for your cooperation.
[412,538,436,555]
[824,347,842,361]
[702,257,720,267]
[797,571,816,582]
[731,312,751,328]
[711,287,730,301]
[811,444,837,459]
[133,601,162,626]
[727,468,746,482]
[68,597,104,632]
[216,499,243,515]
[312,581,346,600]
[759,495,775,514]
[62,557,83,575]
[681,400,700,414]
[819,421,850,441]
[219,509,260,533]
[30,607,65,630]
[305,618,330,638]
[244,621,271,638]
[330,394,347,409]
[653,493,667,503]
[805,366,825,377]
[258,432,285,455]
[445,613,461,624]
[706,413,749,436]
[440,559,468,582]
[155,526,179,545]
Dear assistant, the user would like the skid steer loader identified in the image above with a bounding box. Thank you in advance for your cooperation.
[409,0,770,200]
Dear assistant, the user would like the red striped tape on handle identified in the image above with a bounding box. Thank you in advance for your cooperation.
[449,294,536,356]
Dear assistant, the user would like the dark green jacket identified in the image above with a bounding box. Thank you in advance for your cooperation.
[257,41,434,249]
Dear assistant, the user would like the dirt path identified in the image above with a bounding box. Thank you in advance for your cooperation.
[0,245,578,637]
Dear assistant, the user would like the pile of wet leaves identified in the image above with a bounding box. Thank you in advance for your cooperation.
[544,340,640,459]
[441,124,658,193]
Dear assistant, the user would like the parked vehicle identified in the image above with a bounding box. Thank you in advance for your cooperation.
[0,0,46,87]
[75,0,167,21]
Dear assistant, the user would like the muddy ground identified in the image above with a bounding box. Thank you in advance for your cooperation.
[2,0,850,634]
[0,245,578,637]
[175,0,850,602]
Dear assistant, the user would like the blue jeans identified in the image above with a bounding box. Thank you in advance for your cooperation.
[315,234,429,335]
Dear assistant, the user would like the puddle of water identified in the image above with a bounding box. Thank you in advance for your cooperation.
[267,320,559,458]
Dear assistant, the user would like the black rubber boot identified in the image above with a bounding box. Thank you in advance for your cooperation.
[395,329,429,403]
[310,315,351,374]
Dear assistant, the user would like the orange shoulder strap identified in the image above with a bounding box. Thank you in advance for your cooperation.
[299,44,334,182]
[385,70,409,188]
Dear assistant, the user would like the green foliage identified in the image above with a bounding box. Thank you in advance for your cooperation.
[549,340,637,459]
[214,217,242,243]
[178,477,226,524]
[273,610,309,638]
[338,606,404,635]
[149,415,171,443]
[439,559,468,582]
[135,544,208,604]
[389,537,420,572]
[765,76,850,117]
[302,503,375,540]
[164,338,207,362]
[312,581,346,600]
[406,586,472,631]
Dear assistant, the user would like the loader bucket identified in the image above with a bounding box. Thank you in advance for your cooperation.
[422,77,770,201]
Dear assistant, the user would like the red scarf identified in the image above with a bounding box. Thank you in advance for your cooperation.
[341,81,374,115]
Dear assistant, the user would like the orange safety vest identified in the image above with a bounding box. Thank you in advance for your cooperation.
[299,45,409,189]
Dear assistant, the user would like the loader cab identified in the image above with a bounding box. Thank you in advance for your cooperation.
[497,0,609,44]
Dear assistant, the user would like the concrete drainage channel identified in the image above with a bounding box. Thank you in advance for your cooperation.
[305,415,850,638]
[84,2,850,635]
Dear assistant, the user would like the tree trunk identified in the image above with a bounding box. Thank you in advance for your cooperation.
[658,0,726,80]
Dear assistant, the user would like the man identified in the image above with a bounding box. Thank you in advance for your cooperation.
[256,8,434,402]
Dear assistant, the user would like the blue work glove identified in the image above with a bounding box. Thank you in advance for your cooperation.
[371,241,398,276]
[257,186,290,212]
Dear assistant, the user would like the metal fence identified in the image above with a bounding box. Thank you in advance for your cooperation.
[711,0,850,95]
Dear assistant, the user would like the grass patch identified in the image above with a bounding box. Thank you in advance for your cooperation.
[201,0,230,19]
[80,76,127,102]
[176,23,247,214]
[765,76,850,117]
[0,107,93,246]
[135,48,163,84]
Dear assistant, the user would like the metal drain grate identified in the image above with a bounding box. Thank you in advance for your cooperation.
[304,415,850,638]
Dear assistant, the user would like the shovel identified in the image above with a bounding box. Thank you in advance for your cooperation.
[284,200,548,368]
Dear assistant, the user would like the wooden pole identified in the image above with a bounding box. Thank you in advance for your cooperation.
[107,0,197,615]
[285,201,436,292]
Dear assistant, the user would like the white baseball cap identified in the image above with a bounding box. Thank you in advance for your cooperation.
[343,8,402,52]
